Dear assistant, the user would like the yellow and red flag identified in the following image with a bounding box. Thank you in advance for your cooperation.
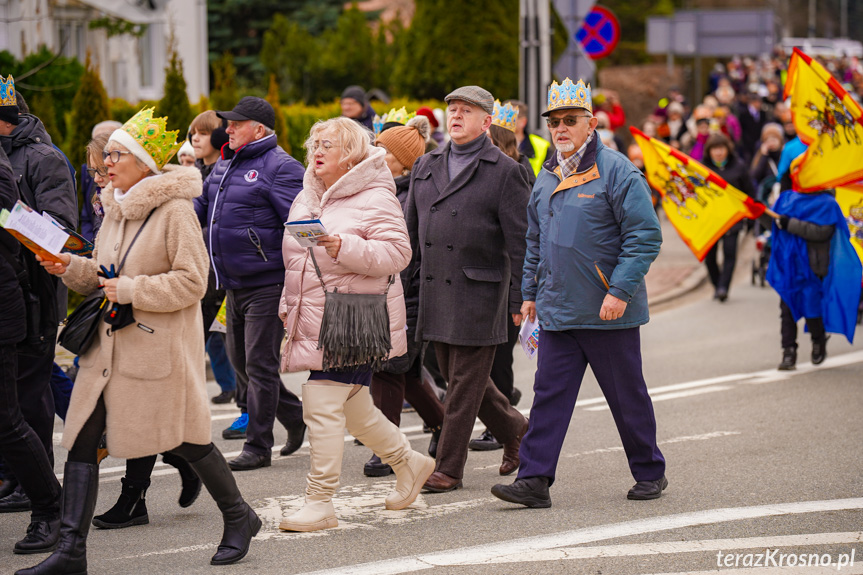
[835,184,863,264]
[785,48,863,191]
[630,127,766,261]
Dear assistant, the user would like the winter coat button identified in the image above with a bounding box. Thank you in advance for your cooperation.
[425,241,431,248]
[445,279,451,285]
[426,275,433,282]
[430,206,437,213]
[446,244,453,251]
[451,210,457,216]
[102,369,109,377]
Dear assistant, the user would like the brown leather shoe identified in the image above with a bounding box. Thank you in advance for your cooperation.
[422,471,463,493]
[499,418,529,476]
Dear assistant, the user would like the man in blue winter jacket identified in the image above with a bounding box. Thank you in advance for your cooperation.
[194,97,306,470]
[491,78,667,508]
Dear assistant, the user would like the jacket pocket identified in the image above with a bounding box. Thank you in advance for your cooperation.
[116,318,174,380]
[463,267,502,282]
[247,227,269,262]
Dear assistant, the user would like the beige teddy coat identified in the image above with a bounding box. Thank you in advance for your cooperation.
[60,166,211,459]
[279,146,411,372]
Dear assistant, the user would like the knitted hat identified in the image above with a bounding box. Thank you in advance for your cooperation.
[109,107,182,174]
[341,85,367,105]
[376,116,430,170]
[415,106,439,128]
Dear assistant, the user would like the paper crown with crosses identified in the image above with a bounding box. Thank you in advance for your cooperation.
[0,75,16,107]
[109,107,183,173]
[542,77,592,116]
[491,100,518,132]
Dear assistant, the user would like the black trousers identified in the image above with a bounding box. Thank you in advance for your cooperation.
[780,299,826,349]
[0,343,60,520]
[704,227,740,292]
[490,319,520,401]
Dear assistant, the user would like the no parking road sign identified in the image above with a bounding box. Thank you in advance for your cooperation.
[575,5,620,60]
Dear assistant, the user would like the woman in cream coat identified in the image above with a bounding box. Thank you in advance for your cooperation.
[22,109,260,575]
[278,117,434,532]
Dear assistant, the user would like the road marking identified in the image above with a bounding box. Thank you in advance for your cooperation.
[579,349,863,411]
[291,498,863,574]
[481,532,863,564]
[562,431,740,460]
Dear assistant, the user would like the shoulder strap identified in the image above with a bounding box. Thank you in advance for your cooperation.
[308,247,394,296]
[117,208,156,275]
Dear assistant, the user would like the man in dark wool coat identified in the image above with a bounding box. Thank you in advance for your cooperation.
[404,85,531,493]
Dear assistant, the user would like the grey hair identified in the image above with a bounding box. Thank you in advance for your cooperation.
[92,120,123,139]
[251,121,276,137]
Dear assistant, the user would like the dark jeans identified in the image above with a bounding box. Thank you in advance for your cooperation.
[0,344,60,520]
[780,299,826,349]
[17,341,56,465]
[207,333,236,393]
[226,283,303,456]
[704,227,741,292]
[490,319,520,401]
[518,328,665,486]
[50,362,74,421]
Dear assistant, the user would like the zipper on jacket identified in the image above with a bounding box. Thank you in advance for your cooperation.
[247,227,269,262]
[594,262,610,290]
[209,158,235,289]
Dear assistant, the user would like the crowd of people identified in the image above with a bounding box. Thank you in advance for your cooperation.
[0,49,858,572]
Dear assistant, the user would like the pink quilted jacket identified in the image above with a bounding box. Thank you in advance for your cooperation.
[279,146,411,373]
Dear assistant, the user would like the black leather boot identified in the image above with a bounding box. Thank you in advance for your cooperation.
[15,462,99,575]
[91,478,149,529]
[778,347,797,371]
[187,446,262,565]
[811,335,830,365]
[427,426,442,459]
[161,452,201,508]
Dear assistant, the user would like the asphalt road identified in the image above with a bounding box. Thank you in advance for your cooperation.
[3,274,862,575]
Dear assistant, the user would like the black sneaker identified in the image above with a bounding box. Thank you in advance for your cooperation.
[468,429,502,451]
[778,347,797,371]
[221,413,248,440]
[211,390,235,404]
[491,477,551,508]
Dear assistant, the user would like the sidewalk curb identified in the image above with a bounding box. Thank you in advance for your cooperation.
[648,264,708,307]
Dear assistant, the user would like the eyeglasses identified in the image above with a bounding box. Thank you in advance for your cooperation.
[102,150,134,163]
[546,115,592,128]
[311,140,338,153]
[87,166,108,178]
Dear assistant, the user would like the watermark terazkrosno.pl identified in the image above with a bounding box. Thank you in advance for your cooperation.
[717,549,857,570]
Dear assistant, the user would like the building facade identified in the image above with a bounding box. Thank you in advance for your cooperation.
[0,0,208,102]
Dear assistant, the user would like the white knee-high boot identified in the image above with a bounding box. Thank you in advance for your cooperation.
[343,386,435,510]
[278,384,352,532]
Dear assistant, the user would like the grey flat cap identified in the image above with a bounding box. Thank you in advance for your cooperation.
[445,85,494,114]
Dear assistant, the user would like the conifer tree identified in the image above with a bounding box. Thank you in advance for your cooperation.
[266,74,290,154]
[29,92,60,145]
[210,52,238,112]
[157,38,193,135]
[316,4,375,102]
[261,14,317,104]
[68,52,110,169]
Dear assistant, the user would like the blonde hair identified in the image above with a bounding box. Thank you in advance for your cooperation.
[304,117,371,171]
[86,134,110,170]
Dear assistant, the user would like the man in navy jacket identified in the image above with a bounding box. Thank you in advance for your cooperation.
[195,97,306,470]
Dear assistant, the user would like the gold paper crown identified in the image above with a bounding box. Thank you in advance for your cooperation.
[492,100,518,132]
[383,106,415,126]
[547,78,592,115]
[119,108,183,171]
[0,75,16,107]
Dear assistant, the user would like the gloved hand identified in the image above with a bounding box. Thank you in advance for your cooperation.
[777,215,790,230]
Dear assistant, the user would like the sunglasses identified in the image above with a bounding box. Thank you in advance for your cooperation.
[546,115,592,128]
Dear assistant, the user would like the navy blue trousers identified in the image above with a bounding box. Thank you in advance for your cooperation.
[518,327,665,486]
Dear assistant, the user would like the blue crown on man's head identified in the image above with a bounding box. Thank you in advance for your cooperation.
[544,78,592,116]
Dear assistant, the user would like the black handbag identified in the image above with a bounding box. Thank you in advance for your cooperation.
[309,248,394,372]
[58,290,109,355]
[58,209,155,355]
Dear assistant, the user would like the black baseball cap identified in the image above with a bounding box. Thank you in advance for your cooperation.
[216,96,276,130]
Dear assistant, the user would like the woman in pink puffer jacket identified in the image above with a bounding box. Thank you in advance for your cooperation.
[278,117,435,532]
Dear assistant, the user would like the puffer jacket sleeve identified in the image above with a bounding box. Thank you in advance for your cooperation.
[279,283,288,323]
[115,202,209,312]
[607,168,662,302]
[268,159,304,222]
[334,189,412,278]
